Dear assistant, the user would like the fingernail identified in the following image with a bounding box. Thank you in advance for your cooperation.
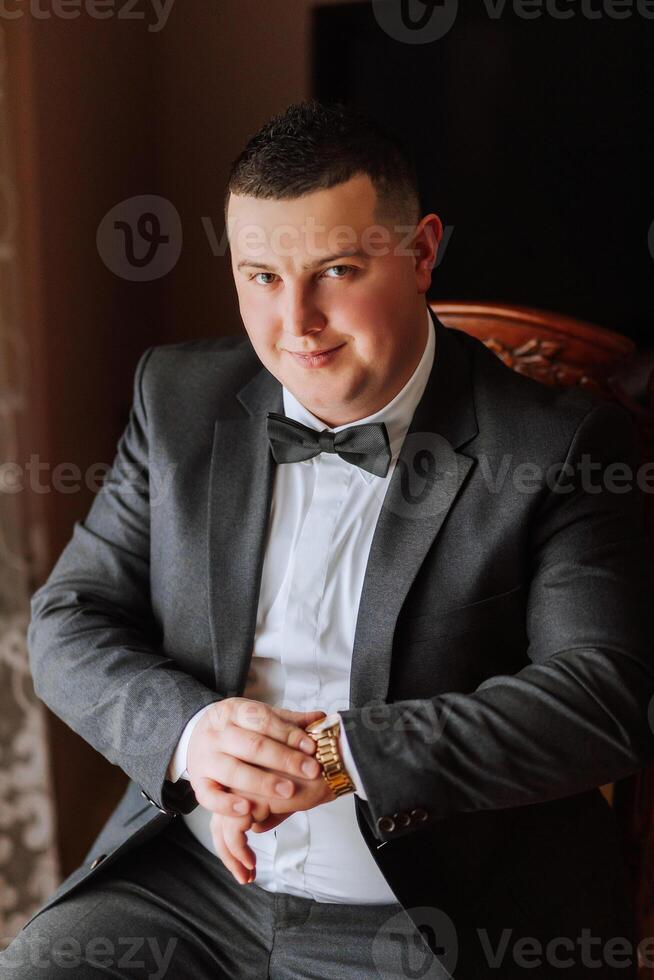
[232,799,249,814]
[275,780,294,798]
[300,738,314,753]
[302,759,319,777]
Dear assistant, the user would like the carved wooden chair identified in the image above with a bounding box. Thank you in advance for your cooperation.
[432,301,635,393]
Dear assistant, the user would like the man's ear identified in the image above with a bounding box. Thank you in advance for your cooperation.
[414,213,443,288]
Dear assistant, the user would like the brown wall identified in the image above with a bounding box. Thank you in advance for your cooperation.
[153,0,348,344]
[6,0,348,876]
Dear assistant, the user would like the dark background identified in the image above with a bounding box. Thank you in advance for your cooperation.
[314,1,654,345]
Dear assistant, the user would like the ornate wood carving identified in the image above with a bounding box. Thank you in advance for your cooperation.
[432,301,635,398]
[482,335,601,390]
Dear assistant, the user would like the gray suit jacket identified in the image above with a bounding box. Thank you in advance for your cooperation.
[23,309,654,974]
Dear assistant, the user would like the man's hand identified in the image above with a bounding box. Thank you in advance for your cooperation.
[186,697,326,818]
[186,698,340,884]
[209,772,337,884]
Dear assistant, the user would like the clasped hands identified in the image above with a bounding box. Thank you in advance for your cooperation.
[186,698,337,885]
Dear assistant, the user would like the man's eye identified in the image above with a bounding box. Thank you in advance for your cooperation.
[322,265,355,278]
[251,265,355,285]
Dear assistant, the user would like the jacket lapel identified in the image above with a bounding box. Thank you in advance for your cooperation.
[348,309,478,707]
[206,366,282,695]
[207,309,478,704]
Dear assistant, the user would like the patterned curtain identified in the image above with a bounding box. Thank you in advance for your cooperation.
[0,24,60,944]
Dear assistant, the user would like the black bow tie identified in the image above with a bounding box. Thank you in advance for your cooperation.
[266,411,392,478]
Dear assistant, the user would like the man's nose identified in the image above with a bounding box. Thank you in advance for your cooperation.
[282,288,326,336]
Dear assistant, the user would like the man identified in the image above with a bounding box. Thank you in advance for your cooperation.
[3,99,654,978]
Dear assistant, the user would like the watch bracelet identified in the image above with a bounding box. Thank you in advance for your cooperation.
[313,727,355,797]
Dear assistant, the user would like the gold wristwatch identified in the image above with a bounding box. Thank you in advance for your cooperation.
[304,713,356,798]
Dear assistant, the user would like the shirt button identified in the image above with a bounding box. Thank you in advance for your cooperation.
[377,815,396,834]
[410,807,429,824]
[90,854,107,870]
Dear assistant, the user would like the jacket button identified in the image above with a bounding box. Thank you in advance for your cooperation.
[393,811,411,829]
[90,853,107,870]
[377,815,396,834]
[410,807,429,824]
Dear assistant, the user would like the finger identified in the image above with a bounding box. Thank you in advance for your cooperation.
[218,724,321,780]
[251,813,289,834]
[193,777,253,816]
[231,791,279,823]
[274,707,327,729]
[249,799,271,823]
[223,786,297,818]
[212,828,251,884]
[223,820,257,873]
[226,701,320,754]
[211,753,298,800]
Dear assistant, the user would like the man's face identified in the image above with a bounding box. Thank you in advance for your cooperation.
[228,173,442,427]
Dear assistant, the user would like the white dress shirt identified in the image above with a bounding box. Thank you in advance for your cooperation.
[167,307,435,903]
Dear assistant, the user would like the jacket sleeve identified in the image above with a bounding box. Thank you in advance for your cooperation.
[27,347,221,815]
[340,400,654,842]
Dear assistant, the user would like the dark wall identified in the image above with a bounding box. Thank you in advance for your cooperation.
[314,1,654,347]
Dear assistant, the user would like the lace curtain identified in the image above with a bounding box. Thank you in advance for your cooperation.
[0,24,59,944]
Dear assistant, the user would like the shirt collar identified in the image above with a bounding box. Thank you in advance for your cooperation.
[282,306,436,484]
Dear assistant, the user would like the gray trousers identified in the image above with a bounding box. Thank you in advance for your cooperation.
[0,816,444,979]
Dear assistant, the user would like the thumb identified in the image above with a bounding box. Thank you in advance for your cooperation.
[251,813,290,834]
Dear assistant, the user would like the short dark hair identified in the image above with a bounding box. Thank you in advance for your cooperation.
[224,99,422,234]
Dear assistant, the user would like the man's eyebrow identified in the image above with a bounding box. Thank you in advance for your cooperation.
[236,249,368,273]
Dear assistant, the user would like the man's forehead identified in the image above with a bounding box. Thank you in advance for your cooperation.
[229,195,372,236]
[230,221,385,269]
[227,188,399,267]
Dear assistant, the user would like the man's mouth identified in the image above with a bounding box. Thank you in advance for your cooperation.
[288,343,346,368]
